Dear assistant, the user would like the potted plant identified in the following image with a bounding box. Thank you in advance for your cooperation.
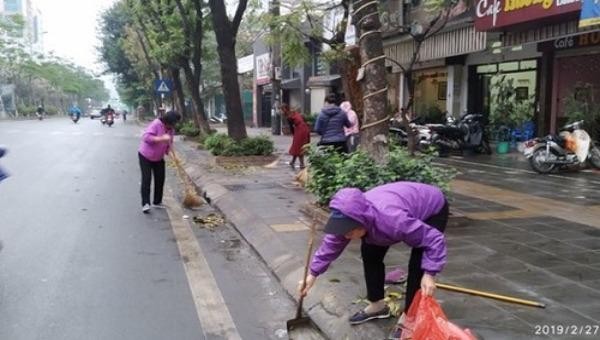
[489,77,537,153]
[489,76,515,154]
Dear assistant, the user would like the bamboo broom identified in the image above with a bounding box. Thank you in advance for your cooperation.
[170,149,204,209]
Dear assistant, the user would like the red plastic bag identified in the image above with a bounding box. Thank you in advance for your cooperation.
[400,290,477,340]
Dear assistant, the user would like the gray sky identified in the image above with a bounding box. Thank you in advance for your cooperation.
[37,0,118,100]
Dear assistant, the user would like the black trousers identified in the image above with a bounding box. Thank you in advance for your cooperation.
[138,152,165,206]
[361,201,449,312]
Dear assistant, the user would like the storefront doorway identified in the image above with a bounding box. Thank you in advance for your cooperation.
[412,68,447,120]
[552,52,600,130]
[469,60,538,118]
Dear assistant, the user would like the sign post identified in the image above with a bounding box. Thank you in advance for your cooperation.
[154,79,173,116]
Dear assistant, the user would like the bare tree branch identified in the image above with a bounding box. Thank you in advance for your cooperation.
[232,0,249,35]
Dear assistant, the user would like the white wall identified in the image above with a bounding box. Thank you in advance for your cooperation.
[310,88,327,115]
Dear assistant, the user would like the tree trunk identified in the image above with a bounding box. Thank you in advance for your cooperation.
[218,43,248,141]
[400,70,418,154]
[182,64,211,135]
[353,0,389,163]
[170,67,188,120]
[208,0,248,141]
[338,45,364,121]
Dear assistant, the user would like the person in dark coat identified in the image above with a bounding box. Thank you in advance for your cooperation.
[0,146,8,183]
[282,104,311,170]
[314,93,351,153]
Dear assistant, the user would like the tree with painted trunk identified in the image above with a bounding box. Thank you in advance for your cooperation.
[208,0,249,141]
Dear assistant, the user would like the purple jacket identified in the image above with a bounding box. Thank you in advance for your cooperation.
[310,182,447,277]
[139,119,173,161]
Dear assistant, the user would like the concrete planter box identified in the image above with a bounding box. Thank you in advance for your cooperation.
[215,155,278,167]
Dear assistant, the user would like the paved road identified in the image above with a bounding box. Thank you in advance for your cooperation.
[0,118,296,340]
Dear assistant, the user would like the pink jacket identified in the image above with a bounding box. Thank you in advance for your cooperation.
[139,119,173,161]
[341,101,359,136]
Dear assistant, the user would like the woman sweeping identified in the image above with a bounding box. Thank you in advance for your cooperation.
[138,111,181,213]
[282,104,311,170]
[299,181,448,338]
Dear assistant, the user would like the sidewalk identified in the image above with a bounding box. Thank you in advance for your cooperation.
[177,128,600,340]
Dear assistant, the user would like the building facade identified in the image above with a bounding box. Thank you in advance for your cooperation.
[383,0,600,136]
[1,0,44,54]
[475,0,600,134]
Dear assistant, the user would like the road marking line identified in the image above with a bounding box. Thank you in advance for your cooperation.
[50,131,65,135]
[92,132,104,136]
[164,190,242,340]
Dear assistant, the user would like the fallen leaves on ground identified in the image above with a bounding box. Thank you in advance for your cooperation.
[353,285,406,317]
[193,213,225,229]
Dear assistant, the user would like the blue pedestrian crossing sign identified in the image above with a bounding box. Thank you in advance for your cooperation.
[154,79,173,94]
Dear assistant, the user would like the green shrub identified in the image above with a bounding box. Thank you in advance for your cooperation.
[203,133,274,156]
[303,113,318,130]
[177,120,201,137]
[17,105,37,115]
[240,135,274,156]
[307,146,455,205]
[203,133,234,155]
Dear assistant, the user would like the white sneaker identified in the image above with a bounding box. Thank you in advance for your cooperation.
[142,204,151,213]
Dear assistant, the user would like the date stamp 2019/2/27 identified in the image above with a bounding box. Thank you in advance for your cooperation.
[534,325,599,337]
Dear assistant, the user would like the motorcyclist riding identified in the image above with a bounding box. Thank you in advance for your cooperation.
[36,106,45,120]
[69,104,82,121]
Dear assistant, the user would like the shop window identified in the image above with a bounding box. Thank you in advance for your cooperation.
[477,64,497,74]
[438,82,447,100]
[520,60,537,70]
[499,62,519,72]
[515,87,529,101]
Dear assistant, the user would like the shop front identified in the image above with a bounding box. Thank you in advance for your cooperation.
[475,0,600,134]
[540,32,600,131]
[468,58,539,118]
[412,68,448,121]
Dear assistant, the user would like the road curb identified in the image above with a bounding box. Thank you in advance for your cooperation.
[175,142,391,340]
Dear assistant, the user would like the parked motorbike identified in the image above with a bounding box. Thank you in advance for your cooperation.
[429,113,492,157]
[524,120,600,174]
[389,116,432,150]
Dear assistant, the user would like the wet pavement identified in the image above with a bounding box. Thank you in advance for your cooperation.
[0,119,305,340]
[177,128,600,340]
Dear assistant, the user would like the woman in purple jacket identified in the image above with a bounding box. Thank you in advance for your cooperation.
[138,111,181,213]
[300,182,448,329]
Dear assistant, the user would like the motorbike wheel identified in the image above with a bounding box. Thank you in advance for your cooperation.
[588,146,600,169]
[529,148,556,174]
[478,139,492,155]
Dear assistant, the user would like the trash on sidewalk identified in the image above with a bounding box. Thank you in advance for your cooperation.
[400,291,476,340]
[386,267,408,284]
[353,286,405,317]
[192,213,225,229]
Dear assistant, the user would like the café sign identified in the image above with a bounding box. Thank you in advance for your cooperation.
[540,31,600,50]
[475,0,582,30]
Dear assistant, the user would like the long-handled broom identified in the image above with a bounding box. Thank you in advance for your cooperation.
[170,149,204,209]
